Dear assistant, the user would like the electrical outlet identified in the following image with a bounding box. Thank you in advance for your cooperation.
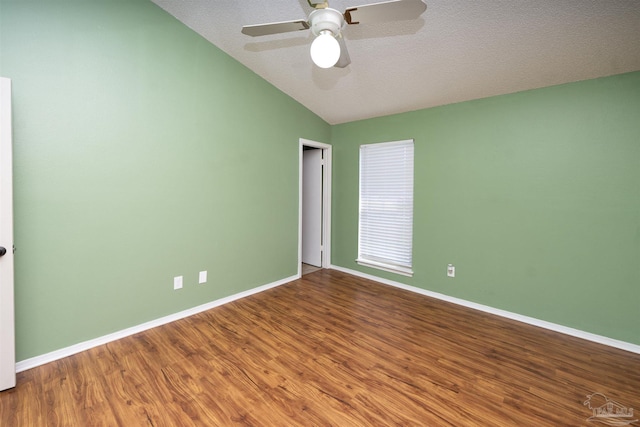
[447,264,455,278]
[174,276,183,290]
[199,271,207,284]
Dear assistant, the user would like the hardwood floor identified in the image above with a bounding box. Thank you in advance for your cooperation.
[2,269,639,426]
[301,263,321,276]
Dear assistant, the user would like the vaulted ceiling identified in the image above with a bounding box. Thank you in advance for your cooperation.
[151,0,640,124]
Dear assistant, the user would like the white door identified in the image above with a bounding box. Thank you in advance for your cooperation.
[0,77,15,391]
[302,148,323,267]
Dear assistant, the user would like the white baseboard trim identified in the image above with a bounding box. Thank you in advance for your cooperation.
[16,274,300,373]
[330,265,640,355]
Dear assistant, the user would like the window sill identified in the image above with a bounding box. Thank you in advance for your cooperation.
[356,259,413,277]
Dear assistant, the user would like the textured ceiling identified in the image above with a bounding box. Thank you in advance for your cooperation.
[151,0,640,125]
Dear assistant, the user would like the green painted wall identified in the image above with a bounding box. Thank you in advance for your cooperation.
[0,0,330,361]
[332,72,640,345]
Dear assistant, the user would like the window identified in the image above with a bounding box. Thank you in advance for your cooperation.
[357,139,414,277]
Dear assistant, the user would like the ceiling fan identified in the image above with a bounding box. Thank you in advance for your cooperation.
[241,0,427,69]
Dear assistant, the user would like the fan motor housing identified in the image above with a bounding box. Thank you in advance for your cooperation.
[309,8,344,36]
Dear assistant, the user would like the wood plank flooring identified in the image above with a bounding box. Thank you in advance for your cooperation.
[1,269,639,426]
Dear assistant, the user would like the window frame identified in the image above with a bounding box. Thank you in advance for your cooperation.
[356,139,414,277]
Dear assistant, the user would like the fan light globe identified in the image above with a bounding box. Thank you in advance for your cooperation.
[310,31,340,68]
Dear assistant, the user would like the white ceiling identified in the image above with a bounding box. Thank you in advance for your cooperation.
[151,0,640,125]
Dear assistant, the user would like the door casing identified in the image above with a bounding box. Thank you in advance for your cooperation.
[298,138,331,276]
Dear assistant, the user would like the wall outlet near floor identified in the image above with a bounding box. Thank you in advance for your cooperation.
[447,264,455,278]
[199,271,207,284]
[174,276,183,290]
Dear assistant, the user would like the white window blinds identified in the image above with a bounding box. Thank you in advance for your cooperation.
[357,139,414,276]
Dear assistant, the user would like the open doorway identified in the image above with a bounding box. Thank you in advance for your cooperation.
[299,138,331,277]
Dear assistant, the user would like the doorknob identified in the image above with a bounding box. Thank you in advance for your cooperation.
[0,247,6,257]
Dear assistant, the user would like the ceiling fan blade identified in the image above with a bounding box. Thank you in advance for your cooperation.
[241,19,310,37]
[335,36,351,68]
[344,0,427,25]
